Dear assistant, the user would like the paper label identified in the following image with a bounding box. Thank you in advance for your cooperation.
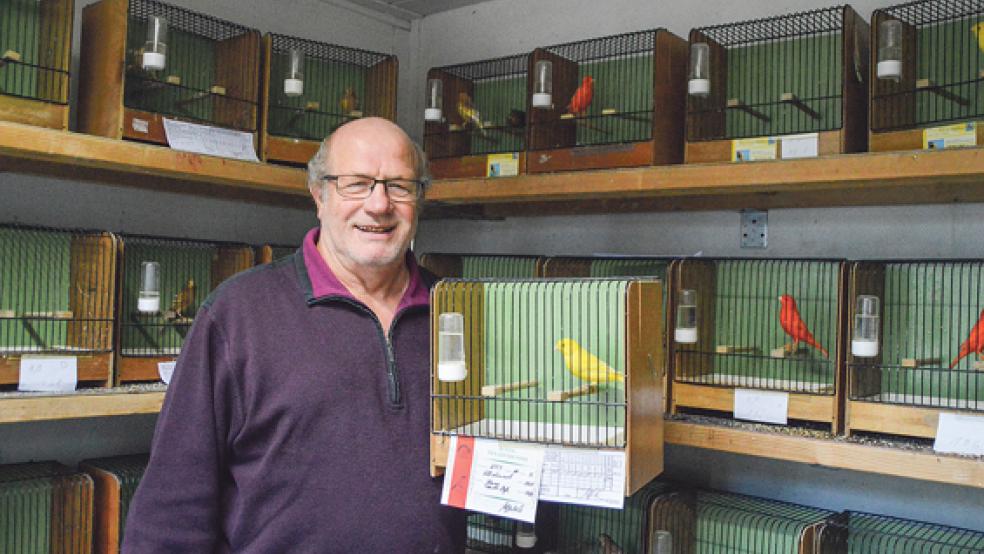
[731,137,777,162]
[934,413,984,456]
[780,133,819,159]
[487,153,520,177]
[162,118,259,162]
[734,388,789,425]
[539,446,625,509]
[131,118,150,134]
[924,122,977,150]
[158,361,176,384]
[18,356,78,392]
[441,436,544,522]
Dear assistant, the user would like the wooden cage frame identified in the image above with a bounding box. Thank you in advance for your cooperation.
[80,455,147,554]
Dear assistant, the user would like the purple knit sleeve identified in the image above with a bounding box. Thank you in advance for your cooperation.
[122,307,238,552]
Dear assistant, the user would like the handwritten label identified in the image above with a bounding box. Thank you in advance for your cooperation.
[158,361,176,385]
[440,436,544,522]
[934,413,984,456]
[18,356,78,392]
[162,118,259,162]
[731,137,777,162]
[734,388,788,425]
[780,133,819,159]
[539,446,625,509]
[487,153,519,177]
[924,122,976,150]
[131,118,150,134]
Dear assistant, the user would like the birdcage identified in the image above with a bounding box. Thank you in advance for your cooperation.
[255,243,297,265]
[423,53,530,179]
[685,5,869,163]
[527,29,688,174]
[418,253,545,279]
[79,454,148,554]
[846,260,984,439]
[430,277,664,495]
[0,224,117,389]
[555,479,675,554]
[668,258,845,429]
[823,511,984,553]
[869,0,984,152]
[116,234,253,383]
[465,513,521,553]
[649,489,841,553]
[0,0,73,129]
[78,0,260,148]
[260,34,397,165]
[0,461,94,554]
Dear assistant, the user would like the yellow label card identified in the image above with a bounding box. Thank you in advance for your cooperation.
[924,122,977,150]
[731,137,777,162]
[487,153,520,177]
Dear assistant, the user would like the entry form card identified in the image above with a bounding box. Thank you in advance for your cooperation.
[539,445,626,509]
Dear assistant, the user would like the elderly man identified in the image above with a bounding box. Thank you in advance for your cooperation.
[123,118,464,553]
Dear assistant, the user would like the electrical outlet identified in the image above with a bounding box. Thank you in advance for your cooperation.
[740,210,767,248]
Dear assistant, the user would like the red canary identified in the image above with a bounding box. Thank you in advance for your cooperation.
[778,294,828,357]
[950,308,984,368]
[566,75,594,115]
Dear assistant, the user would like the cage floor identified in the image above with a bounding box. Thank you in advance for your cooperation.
[679,373,834,394]
[857,393,984,411]
[450,418,625,447]
[120,348,182,356]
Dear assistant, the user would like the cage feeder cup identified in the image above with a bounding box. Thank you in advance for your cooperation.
[688,43,710,96]
[438,312,466,381]
[852,295,880,357]
[675,289,698,343]
[138,261,161,313]
[142,16,168,70]
[284,48,304,96]
[532,60,553,108]
[425,78,443,122]
[877,20,902,81]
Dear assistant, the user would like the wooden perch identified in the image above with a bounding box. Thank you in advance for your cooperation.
[22,311,73,320]
[916,79,969,107]
[901,357,942,368]
[1,50,21,64]
[0,310,15,319]
[780,93,821,120]
[481,379,539,397]
[973,361,984,371]
[166,75,181,85]
[306,101,321,111]
[715,345,759,354]
[175,85,226,106]
[727,98,770,122]
[600,107,649,123]
[771,345,810,359]
[547,383,598,402]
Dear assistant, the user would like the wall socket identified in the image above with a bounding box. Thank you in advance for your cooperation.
[740,210,768,248]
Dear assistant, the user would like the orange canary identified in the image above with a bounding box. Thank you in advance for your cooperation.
[778,294,828,357]
[950,308,984,368]
[566,76,594,115]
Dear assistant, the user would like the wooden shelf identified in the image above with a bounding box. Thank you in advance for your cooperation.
[665,420,984,489]
[0,121,310,208]
[427,147,984,216]
[0,390,165,424]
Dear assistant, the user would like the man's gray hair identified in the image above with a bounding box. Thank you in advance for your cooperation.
[306,132,431,196]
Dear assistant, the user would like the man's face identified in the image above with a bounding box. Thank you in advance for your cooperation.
[313,122,419,272]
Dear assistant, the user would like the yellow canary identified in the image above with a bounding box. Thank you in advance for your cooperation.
[973,22,984,52]
[164,278,195,320]
[456,92,486,136]
[555,338,623,384]
[339,86,359,114]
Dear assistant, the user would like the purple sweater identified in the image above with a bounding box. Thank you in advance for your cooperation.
[123,229,464,553]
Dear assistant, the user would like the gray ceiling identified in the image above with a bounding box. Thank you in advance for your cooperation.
[342,0,489,21]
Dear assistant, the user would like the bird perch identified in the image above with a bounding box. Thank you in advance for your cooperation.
[727,98,770,122]
[716,345,759,354]
[916,79,969,107]
[901,357,942,368]
[780,93,821,120]
[481,379,539,397]
[547,383,598,402]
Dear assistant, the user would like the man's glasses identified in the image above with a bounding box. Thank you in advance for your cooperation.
[322,174,424,202]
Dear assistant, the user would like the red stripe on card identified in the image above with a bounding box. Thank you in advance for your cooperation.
[446,436,475,508]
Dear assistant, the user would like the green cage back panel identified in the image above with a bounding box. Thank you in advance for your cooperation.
[872,0,984,132]
[266,34,395,142]
[689,6,853,140]
[123,0,258,131]
[462,256,541,279]
[557,479,673,553]
[849,261,984,410]
[433,279,644,447]
[675,259,841,395]
[0,225,115,355]
[82,454,148,548]
[0,0,71,104]
[841,511,984,553]
[0,462,93,554]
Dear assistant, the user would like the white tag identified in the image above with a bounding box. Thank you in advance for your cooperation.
[539,446,625,509]
[158,361,176,384]
[18,356,78,392]
[441,436,544,522]
[933,413,984,456]
[131,118,150,134]
[734,388,789,425]
[162,118,259,162]
[780,133,819,159]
